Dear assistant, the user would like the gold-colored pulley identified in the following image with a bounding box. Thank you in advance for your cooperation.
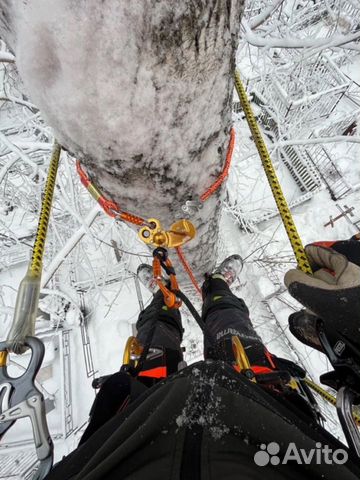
[138,218,196,248]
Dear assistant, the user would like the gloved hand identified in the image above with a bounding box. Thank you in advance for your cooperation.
[284,238,360,355]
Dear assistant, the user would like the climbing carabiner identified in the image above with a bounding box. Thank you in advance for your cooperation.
[152,248,182,309]
[0,336,53,479]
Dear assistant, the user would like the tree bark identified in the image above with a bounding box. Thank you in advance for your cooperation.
[0,0,244,281]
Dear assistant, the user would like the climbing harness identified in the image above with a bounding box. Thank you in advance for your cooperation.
[0,337,53,479]
[234,71,312,275]
[6,142,61,354]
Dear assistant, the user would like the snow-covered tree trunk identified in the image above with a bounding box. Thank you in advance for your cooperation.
[0,0,244,280]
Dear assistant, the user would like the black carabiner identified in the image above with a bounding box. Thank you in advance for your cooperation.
[0,336,53,479]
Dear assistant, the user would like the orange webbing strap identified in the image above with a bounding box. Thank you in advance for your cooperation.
[76,160,147,226]
[251,365,274,375]
[175,246,202,296]
[264,348,277,369]
[311,241,337,248]
[200,128,235,202]
[138,366,167,378]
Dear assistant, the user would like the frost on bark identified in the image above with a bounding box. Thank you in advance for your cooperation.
[0,0,244,280]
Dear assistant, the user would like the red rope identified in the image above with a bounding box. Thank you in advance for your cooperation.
[175,246,202,296]
[76,160,147,226]
[178,129,235,294]
[200,128,235,202]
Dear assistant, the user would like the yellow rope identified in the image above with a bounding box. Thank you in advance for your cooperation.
[234,70,312,274]
[233,71,360,426]
[6,141,61,353]
[29,142,61,277]
[305,378,360,426]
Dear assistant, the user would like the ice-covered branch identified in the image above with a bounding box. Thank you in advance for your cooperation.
[249,0,285,30]
[41,288,83,319]
[0,51,15,62]
[0,131,46,179]
[244,28,360,50]
[276,136,360,147]
[0,95,38,111]
[42,205,101,288]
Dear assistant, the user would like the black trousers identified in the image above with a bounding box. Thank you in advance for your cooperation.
[80,277,272,444]
[136,276,272,369]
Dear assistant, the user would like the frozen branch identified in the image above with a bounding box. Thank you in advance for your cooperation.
[277,136,360,147]
[0,131,46,177]
[13,141,52,150]
[0,51,15,63]
[244,28,360,50]
[0,157,20,184]
[0,95,39,112]
[41,288,83,318]
[249,0,285,30]
[42,205,101,288]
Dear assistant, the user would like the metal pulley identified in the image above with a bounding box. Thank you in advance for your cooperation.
[138,218,196,248]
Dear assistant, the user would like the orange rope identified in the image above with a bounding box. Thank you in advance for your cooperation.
[76,160,147,226]
[177,129,235,295]
[77,129,235,227]
[200,128,235,202]
[175,246,202,296]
